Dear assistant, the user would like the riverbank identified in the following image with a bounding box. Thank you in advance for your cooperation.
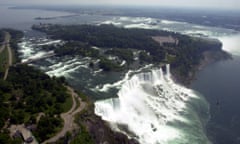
[173,47,232,144]
[172,49,231,86]
[191,52,240,144]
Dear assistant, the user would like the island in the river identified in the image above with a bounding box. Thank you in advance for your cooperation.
[33,24,230,84]
[0,24,230,144]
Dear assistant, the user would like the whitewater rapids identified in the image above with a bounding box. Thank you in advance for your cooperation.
[95,65,210,144]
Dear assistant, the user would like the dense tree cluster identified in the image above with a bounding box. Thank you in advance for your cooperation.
[34,115,62,142]
[32,24,167,62]
[170,36,223,76]
[7,65,69,115]
[0,65,69,142]
[99,57,123,71]
[105,48,134,64]
[55,41,99,57]
[139,51,153,64]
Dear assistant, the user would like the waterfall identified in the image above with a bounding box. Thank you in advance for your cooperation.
[166,64,171,79]
[95,64,210,144]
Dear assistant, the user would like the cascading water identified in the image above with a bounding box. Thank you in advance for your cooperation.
[95,65,211,144]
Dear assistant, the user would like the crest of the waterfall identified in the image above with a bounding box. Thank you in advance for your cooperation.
[95,64,210,144]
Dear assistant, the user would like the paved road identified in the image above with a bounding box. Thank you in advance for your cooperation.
[3,32,12,80]
[43,86,87,144]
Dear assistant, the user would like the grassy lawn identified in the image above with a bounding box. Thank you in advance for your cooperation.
[62,93,73,112]
[0,46,8,74]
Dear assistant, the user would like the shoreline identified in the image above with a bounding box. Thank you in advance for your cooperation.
[172,49,231,144]
[171,49,231,87]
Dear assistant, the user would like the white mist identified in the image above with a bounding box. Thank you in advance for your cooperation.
[95,65,210,144]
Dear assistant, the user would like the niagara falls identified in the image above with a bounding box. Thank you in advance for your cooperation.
[95,65,210,144]
[0,2,240,143]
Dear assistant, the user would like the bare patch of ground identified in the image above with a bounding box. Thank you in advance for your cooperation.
[152,36,178,46]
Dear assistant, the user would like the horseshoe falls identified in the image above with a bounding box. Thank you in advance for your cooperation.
[95,65,211,144]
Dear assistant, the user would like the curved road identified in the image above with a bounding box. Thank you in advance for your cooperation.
[43,86,86,144]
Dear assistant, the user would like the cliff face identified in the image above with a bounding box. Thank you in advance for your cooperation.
[77,104,139,144]
[172,49,231,86]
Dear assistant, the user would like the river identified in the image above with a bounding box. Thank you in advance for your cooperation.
[0,5,240,144]
[191,35,240,144]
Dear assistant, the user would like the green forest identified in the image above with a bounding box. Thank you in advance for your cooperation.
[33,24,226,76]
[0,65,70,143]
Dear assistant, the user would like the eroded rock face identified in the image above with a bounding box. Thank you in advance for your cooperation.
[78,104,139,144]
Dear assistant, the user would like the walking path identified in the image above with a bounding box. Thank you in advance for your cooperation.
[0,31,12,80]
[43,86,86,144]
[3,32,12,80]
